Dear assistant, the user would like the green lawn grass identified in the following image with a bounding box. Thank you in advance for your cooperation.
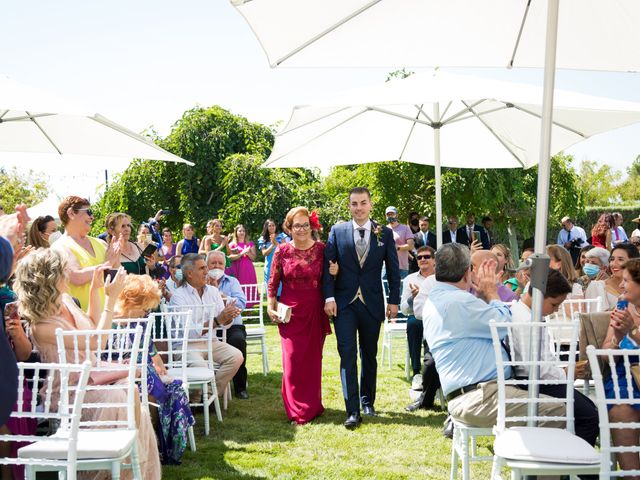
[162,318,495,479]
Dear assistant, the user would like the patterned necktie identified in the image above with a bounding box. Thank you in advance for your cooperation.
[356,228,367,259]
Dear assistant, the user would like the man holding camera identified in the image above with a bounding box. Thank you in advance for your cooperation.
[557,216,588,265]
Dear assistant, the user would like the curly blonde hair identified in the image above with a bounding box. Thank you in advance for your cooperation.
[13,248,68,323]
[115,275,161,316]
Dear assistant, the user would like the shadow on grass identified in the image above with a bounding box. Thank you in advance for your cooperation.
[312,406,448,429]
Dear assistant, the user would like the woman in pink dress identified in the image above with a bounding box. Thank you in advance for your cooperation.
[267,207,334,424]
[226,224,258,306]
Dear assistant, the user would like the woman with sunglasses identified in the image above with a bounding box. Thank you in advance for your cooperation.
[400,246,436,389]
[51,196,120,311]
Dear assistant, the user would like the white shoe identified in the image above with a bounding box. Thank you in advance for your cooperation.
[411,373,423,391]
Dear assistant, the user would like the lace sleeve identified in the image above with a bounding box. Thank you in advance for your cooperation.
[267,245,284,298]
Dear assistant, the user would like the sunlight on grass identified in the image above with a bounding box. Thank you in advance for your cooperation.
[162,316,495,479]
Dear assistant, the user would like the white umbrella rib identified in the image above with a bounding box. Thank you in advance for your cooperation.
[273,0,383,67]
[264,107,370,166]
[508,0,534,68]
[460,101,525,168]
[27,111,63,154]
[282,106,354,134]
[511,104,587,138]
[367,106,433,126]
[398,105,424,161]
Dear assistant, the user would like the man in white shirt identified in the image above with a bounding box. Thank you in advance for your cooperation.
[557,216,588,265]
[170,253,243,396]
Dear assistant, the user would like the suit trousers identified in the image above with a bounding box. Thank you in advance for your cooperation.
[218,325,247,394]
[334,299,382,413]
[419,343,441,408]
[406,314,424,375]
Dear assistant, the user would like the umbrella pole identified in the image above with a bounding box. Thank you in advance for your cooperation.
[434,103,443,249]
[527,0,559,429]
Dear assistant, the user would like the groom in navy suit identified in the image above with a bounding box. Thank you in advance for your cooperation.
[323,187,401,429]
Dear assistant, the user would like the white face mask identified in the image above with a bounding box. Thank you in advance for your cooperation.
[207,268,224,280]
[48,231,62,244]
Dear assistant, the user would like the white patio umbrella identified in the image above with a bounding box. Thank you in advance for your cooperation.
[264,70,640,246]
[231,0,640,71]
[0,75,193,167]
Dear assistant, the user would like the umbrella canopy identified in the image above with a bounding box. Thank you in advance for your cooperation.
[27,195,62,221]
[264,71,640,246]
[0,76,193,166]
[266,71,640,169]
[231,0,640,71]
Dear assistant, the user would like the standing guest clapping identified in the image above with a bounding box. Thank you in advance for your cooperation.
[258,218,289,290]
[51,196,121,311]
[106,213,162,277]
[226,225,258,304]
[176,223,200,255]
[200,219,230,266]
[267,207,333,425]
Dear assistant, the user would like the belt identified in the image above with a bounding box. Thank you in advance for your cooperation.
[446,383,481,402]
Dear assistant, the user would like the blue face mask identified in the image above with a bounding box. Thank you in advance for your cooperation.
[583,263,601,279]
[175,268,183,281]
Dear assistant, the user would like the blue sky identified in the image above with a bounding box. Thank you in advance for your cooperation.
[2,1,639,200]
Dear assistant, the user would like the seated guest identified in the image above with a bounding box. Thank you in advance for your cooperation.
[491,244,515,285]
[402,246,441,412]
[51,196,120,311]
[401,246,435,388]
[14,249,162,478]
[169,253,243,397]
[547,244,583,296]
[575,244,595,277]
[27,215,58,249]
[161,255,182,302]
[586,244,639,311]
[510,269,598,446]
[422,243,563,428]
[206,250,249,399]
[600,257,640,473]
[470,250,517,302]
[580,246,611,291]
[114,274,194,465]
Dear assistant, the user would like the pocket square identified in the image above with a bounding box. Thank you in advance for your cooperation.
[377,241,385,247]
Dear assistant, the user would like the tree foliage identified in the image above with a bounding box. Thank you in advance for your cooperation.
[93,106,276,237]
[578,160,622,206]
[0,167,48,212]
[619,155,640,204]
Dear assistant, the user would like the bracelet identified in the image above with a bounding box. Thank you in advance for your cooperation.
[103,308,113,314]
[611,336,620,348]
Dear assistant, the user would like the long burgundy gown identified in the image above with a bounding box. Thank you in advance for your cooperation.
[268,241,332,424]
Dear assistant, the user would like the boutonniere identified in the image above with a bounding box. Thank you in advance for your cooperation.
[372,222,385,247]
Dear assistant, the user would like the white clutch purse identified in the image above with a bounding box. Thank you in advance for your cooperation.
[277,303,292,323]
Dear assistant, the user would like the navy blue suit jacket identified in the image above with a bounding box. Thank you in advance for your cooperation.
[457,225,491,250]
[323,221,401,320]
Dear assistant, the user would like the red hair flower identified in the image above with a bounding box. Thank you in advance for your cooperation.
[309,211,322,230]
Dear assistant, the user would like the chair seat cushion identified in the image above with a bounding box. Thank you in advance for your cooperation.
[168,367,215,382]
[19,429,137,459]
[494,427,599,464]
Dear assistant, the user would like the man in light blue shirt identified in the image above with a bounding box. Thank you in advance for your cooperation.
[206,251,249,399]
[422,243,563,428]
[557,216,588,265]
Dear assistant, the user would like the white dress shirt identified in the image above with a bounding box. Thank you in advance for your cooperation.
[401,270,432,315]
[169,282,225,338]
[352,219,372,245]
[412,274,437,320]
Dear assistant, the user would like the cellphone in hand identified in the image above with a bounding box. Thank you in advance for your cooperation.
[617,299,629,310]
[4,301,20,321]
[103,269,119,282]
[160,209,171,215]
[141,243,158,258]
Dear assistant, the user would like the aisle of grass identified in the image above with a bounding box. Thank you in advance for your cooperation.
[162,318,495,479]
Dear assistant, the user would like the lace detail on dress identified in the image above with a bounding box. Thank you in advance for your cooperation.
[268,242,324,297]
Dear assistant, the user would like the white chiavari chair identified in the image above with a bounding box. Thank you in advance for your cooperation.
[240,282,269,374]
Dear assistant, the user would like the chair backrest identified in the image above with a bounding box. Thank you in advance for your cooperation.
[149,310,195,369]
[55,326,143,430]
[1,361,91,477]
[578,311,612,378]
[489,319,579,433]
[111,317,153,409]
[239,282,264,332]
[586,345,640,479]
[546,297,602,354]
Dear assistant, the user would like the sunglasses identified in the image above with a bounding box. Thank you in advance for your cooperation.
[416,255,432,260]
[75,208,93,217]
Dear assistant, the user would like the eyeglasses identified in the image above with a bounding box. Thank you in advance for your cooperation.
[75,208,93,217]
[292,223,310,231]
[416,255,432,260]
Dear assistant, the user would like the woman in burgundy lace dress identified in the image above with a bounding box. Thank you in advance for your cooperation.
[267,207,334,424]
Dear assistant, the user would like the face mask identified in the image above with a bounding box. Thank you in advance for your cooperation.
[208,268,224,280]
[48,231,62,244]
[387,216,397,224]
[175,269,183,281]
[410,218,419,226]
[583,263,601,278]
